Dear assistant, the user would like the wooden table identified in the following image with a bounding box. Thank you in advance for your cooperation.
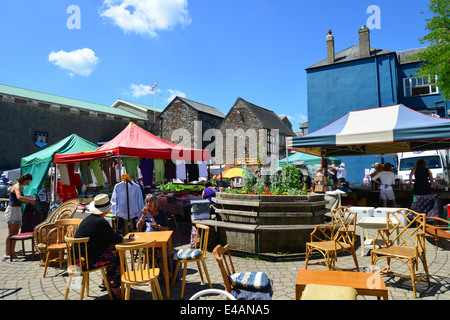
[295,269,388,300]
[121,231,173,299]
[357,217,400,256]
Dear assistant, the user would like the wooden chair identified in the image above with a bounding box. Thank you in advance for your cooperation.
[34,199,79,265]
[423,216,450,250]
[64,237,113,300]
[43,219,82,278]
[171,224,212,299]
[9,232,36,262]
[305,206,359,271]
[213,244,273,300]
[115,241,163,300]
[371,209,430,298]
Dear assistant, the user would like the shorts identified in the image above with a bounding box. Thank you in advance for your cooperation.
[4,206,22,225]
[380,189,395,200]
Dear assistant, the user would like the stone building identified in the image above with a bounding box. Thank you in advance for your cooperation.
[0,84,162,170]
[159,96,225,151]
[218,97,296,167]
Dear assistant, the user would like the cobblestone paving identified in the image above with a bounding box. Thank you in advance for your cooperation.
[1,211,449,301]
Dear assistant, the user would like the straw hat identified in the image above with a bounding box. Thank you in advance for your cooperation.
[89,194,113,215]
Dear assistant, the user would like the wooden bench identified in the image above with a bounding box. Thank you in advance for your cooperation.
[423,216,450,250]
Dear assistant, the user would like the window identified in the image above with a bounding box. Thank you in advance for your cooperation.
[403,76,439,97]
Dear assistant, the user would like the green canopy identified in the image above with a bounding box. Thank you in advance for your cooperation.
[21,134,98,196]
[278,152,341,166]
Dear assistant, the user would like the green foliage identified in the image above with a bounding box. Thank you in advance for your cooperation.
[156,182,204,193]
[408,0,450,99]
[237,164,308,195]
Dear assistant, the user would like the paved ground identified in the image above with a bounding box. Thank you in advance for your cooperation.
[1,210,450,301]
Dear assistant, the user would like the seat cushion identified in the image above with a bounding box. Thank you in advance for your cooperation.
[173,249,202,260]
[301,284,357,300]
[11,232,34,240]
[229,272,270,290]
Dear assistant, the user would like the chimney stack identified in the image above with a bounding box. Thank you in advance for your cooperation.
[358,25,371,58]
[326,29,335,64]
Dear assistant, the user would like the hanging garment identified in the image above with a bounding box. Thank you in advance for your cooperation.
[164,160,177,179]
[122,157,140,179]
[175,160,187,180]
[89,159,105,187]
[186,163,199,182]
[102,158,118,186]
[67,163,83,187]
[154,159,165,183]
[110,181,145,221]
[57,164,71,185]
[197,161,208,178]
[139,158,154,186]
[79,161,93,185]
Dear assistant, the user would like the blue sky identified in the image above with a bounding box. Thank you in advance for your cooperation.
[0,0,431,130]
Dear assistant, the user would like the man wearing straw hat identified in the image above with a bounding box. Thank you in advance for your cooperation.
[75,194,123,299]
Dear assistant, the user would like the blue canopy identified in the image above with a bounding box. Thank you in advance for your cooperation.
[278,152,341,166]
[286,104,450,157]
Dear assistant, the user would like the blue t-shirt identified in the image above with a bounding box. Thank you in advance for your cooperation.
[138,209,168,232]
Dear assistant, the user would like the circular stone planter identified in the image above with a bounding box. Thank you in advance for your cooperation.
[207,192,328,255]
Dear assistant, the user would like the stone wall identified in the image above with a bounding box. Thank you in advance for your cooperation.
[0,98,141,170]
[218,99,266,165]
[160,101,200,149]
[160,100,224,152]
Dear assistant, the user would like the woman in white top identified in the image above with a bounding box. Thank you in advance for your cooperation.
[372,163,397,208]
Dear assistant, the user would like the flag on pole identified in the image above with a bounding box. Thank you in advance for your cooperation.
[150,80,157,92]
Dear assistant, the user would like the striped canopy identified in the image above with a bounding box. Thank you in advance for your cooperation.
[286,104,450,157]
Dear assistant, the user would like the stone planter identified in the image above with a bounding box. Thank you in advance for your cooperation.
[208,192,328,255]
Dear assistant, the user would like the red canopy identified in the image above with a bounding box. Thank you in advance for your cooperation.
[54,122,209,163]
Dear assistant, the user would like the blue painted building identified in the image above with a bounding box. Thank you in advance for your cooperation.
[306,27,449,183]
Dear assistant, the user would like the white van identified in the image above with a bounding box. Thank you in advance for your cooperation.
[397,150,449,184]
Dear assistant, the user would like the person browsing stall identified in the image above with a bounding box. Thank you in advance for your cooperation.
[136,194,169,232]
[409,158,434,196]
[3,174,34,261]
[372,163,398,208]
[202,181,219,204]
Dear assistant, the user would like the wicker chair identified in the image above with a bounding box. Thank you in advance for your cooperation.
[305,206,360,271]
[34,199,79,265]
[371,209,430,298]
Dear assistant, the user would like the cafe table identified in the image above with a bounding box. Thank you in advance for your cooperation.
[121,231,173,299]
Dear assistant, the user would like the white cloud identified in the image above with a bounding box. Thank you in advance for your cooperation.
[99,0,191,37]
[48,48,99,77]
[281,113,308,129]
[167,89,186,102]
[129,83,153,97]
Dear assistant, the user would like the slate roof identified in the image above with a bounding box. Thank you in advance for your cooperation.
[237,98,297,136]
[396,47,427,65]
[307,44,395,70]
[0,84,146,120]
[112,99,163,112]
[161,96,225,118]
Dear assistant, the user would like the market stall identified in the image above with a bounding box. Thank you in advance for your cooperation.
[286,104,450,208]
[286,104,450,157]
[21,134,98,198]
[53,122,210,230]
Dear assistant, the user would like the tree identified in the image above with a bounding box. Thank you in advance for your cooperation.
[409,0,450,100]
